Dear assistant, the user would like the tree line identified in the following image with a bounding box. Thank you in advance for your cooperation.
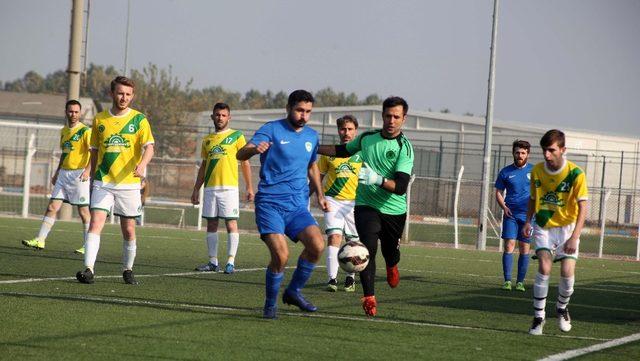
[1,63,384,110]
[1,63,384,158]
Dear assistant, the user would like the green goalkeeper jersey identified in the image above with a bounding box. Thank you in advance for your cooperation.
[346,130,414,215]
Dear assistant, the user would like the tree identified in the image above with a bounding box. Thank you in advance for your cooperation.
[130,63,196,158]
[83,64,119,102]
[44,70,68,94]
[362,94,381,105]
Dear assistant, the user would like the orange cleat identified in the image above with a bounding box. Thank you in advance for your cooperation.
[361,295,377,316]
[386,265,399,288]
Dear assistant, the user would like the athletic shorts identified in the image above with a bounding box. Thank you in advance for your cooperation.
[324,196,358,239]
[255,199,318,242]
[202,187,239,219]
[533,222,579,261]
[50,169,90,206]
[501,215,531,243]
[91,185,142,218]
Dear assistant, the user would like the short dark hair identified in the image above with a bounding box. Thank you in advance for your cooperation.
[287,89,314,107]
[213,102,230,112]
[65,99,81,110]
[336,115,358,129]
[382,96,408,115]
[540,129,565,148]
[512,139,530,153]
[110,76,135,92]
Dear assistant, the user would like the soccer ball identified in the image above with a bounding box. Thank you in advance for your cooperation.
[338,241,370,273]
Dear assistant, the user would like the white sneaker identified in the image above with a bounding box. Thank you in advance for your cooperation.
[529,317,545,335]
[557,308,572,332]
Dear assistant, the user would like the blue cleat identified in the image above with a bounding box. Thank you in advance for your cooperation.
[282,289,317,312]
[263,304,277,319]
[224,263,235,274]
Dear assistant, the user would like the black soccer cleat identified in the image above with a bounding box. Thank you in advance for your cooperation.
[123,270,139,285]
[76,268,95,284]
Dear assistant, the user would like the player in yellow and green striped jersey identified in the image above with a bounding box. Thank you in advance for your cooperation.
[22,100,91,254]
[316,115,363,292]
[76,76,155,286]
[191,103,254,274]
[523,129,588,336]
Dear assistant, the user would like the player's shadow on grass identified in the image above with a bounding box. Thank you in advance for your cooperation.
[407,281,640,326]
[0,245,190,273]
[0,291,270,348]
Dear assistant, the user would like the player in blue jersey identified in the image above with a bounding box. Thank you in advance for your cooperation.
[495,140,533,292]
[236,89,329,319]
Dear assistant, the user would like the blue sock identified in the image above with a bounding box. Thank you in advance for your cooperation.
[265,268,284,308]
[502,252,513,281]
[517,253,530,283]
[286,257,315,294]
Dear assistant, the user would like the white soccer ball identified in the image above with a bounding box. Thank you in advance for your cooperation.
[338,241,370,273]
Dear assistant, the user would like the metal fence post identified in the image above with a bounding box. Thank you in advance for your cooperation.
[21,134,37,218]
[636,218,640,261]
[402,175,416,243]
[453,166,465,249]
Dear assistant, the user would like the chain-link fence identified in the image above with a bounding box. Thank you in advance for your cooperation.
[2,122,639,260]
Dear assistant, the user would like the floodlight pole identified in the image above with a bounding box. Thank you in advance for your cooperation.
[67,0,83,101]
[477,0,500,250]
[123,0,131,76]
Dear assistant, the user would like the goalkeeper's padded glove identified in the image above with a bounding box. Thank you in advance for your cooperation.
[358,162,385,186]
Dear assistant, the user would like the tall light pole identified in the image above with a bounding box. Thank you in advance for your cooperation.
[67,0,84,101]
[477,0,500,250]
[123,0,131,76]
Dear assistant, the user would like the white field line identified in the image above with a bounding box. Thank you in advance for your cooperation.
[5,224,640,273]
[538,332,640,361]
[3,266,639,315]
[0,266,278,284]
[1,290,610,342]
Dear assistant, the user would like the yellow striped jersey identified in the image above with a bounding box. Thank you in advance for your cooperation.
[90,108,154,189]
[60,123,91,170]
[318,153,363,201]
[201,129,246,189]
[530,160,588,228]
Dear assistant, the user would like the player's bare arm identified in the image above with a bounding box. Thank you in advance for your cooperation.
[308,162,329,212]
[522,198,536,239]
[495,189,512,217]
[85,148,98,185]
[237,142,270,161]
[51,155,64,185]
[241,159,254,202]
[133,143,155,178]
[191,159,207,205]
[564,200,587,254]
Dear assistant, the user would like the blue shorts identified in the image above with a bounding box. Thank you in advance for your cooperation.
[255,199,318,242]
[502,216,531,243]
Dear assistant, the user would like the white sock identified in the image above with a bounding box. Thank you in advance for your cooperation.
[82,223,89,243]
[227,233,239,263]
[37,216,56,241]
[206,232,218,265]
[122,239,137,271]
[557,276,575,310]
[84,233,100,271]
[533,272,550,318]
[327,245,339,281]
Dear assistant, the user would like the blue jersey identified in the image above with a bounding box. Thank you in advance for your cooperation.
[495,163,533,216]
[249,119,318,201]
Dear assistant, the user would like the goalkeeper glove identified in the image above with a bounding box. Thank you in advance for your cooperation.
[358,163,385,186]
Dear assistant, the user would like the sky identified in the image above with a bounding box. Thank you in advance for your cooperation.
[1,0,639,135]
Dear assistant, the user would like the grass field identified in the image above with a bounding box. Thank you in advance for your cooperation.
[1,217,639,360]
